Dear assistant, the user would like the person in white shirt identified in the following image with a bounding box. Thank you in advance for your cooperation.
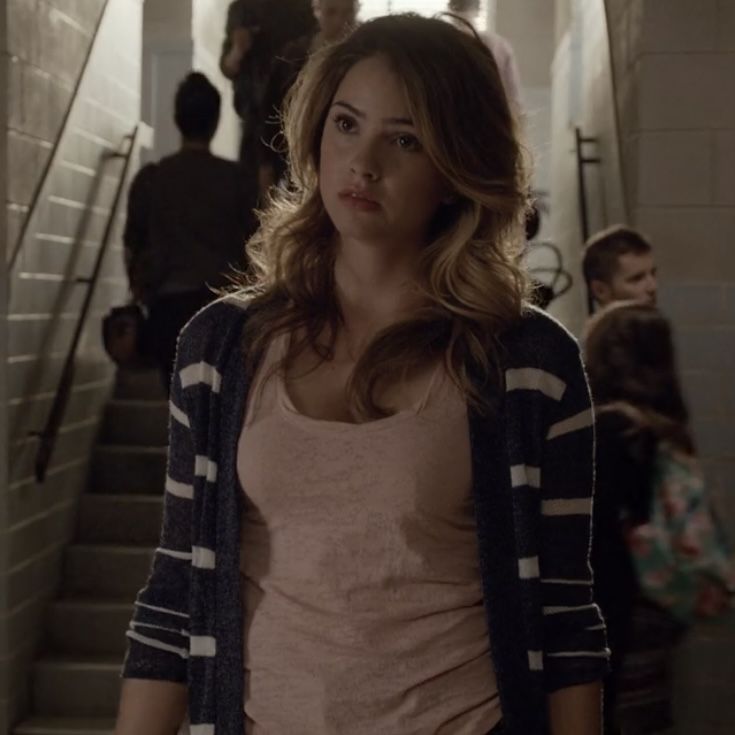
[447,0,523,114]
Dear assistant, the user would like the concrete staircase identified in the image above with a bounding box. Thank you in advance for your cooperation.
[14,370,168,735]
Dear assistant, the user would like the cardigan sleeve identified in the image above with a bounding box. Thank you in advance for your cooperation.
[538,344,610,692]
[121,345,195,683]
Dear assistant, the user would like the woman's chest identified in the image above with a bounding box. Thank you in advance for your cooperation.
[284,344,440,423]
[239,390,472,522]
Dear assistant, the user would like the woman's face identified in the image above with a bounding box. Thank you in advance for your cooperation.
[318,55,448,255]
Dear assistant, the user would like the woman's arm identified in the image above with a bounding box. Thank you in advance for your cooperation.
[538,340,608,712]
[115,336,198,730]
[114,680,187,735]
[548,681,602,735]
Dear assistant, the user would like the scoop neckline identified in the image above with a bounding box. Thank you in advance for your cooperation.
[276,373,420,433]
[271,331,443,432]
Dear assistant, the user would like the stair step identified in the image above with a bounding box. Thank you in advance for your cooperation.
[46,600,133,656]
[90,445,167,495]
[63,545,154,599]
[77,494,163,545]
[14,716,115,735]
[100,399,169,446]
[113,368,166,401]
[32,658,122,718]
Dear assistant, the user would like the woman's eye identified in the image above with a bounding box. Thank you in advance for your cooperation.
[334,115,356,133]
[395,134,421,152]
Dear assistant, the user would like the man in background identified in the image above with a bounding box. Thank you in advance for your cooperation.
[124,72,255,390]
[582,225,658,309]
[220,0,316,175]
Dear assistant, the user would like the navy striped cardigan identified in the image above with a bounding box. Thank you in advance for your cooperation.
[122,295,609,734]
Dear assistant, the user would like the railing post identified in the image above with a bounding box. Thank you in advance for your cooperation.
[575,127,601,315]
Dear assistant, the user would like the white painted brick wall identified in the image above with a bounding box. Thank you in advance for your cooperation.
[1,0,143,728]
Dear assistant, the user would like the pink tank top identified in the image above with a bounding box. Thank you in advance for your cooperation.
[238,334,501,734]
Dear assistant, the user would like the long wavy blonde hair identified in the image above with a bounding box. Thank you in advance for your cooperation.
[239,13,531,418]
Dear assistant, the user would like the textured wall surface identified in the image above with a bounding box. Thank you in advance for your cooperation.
[600,1,735,731]
[1,0,143,728]
[548,1,734,729]
[548,0,624,334]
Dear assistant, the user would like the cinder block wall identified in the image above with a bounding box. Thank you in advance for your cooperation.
[1,0,143,729]
[605,1,735,732]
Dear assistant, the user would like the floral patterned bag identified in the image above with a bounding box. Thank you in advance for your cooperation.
[626,442,735,625]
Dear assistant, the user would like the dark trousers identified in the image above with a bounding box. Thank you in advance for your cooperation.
[145,289,214,393]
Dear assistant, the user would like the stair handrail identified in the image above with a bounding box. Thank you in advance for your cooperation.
[8,0,112,273]
[34,125,141,483]
[575,127,602,314]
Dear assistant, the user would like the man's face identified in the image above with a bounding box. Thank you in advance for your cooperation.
[314,0,358,42]
[592,251,658,307]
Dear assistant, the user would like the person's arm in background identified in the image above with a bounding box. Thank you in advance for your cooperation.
[540,340,608,734]
[220,0,259,79]
[123,163,156,303]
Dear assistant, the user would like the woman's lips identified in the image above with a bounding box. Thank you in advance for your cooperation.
[338,190,381,212]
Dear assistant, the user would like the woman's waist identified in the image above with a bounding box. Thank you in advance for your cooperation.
[243,596,500,734]
[242,575,490,655]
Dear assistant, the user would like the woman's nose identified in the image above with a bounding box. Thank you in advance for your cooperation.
[350,141,381,181]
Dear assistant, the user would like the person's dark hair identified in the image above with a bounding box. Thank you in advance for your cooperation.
[584,302,694,454]
[582,225,652,286]
[174,72,221,141]
[448,0,481,13]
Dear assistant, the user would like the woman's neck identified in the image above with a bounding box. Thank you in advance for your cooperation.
[333,239,424,332]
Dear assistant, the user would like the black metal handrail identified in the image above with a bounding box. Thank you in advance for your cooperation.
[575,127,601,314]
[8,0,111,272]
[34,125,140,483]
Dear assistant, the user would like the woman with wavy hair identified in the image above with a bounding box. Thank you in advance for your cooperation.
[115,14,607,735]
[585,302,731,735]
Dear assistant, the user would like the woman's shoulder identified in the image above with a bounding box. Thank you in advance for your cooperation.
[500,304,581,371]
[176,292,252,366]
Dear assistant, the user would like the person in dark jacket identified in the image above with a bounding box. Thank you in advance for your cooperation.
[219,0,316,174]
[123,72,255,390]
